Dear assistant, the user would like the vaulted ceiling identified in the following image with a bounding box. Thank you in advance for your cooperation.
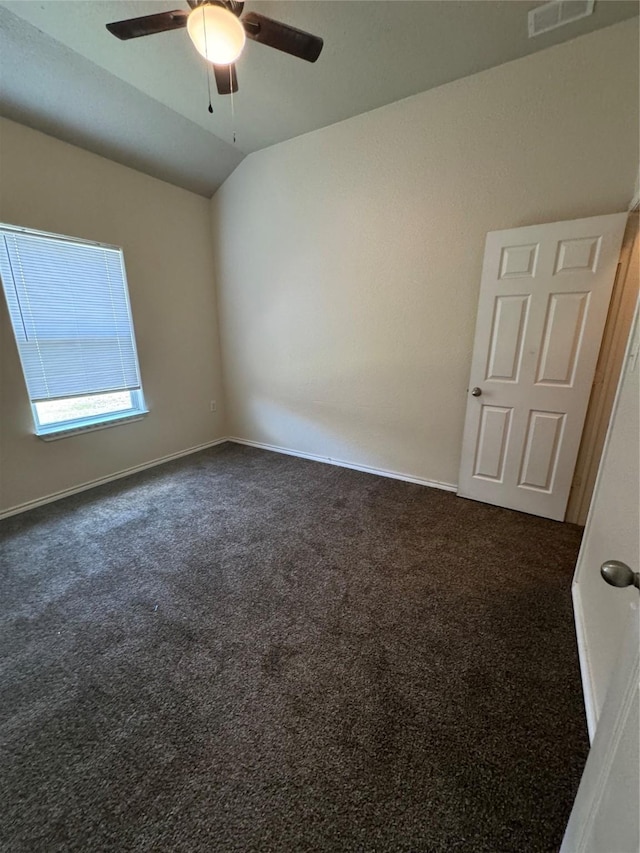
[1,1,638,196]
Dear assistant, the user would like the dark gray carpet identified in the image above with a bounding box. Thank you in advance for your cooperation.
[1,443,587,853]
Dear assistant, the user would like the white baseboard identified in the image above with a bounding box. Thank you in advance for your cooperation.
[227,437,458,493]
[1,435,458,521]
[0,438,228,520]
[572,582,598,743]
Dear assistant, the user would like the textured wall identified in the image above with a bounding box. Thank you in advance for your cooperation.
[0,118,225,513]
[211,20,639,488]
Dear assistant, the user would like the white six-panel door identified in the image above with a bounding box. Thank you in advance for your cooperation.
[458,213,627,521]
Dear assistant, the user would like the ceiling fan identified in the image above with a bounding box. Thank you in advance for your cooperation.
[106,0,324,96]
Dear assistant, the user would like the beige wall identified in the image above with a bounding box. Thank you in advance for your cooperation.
[211,20,639,488]
[1,21,638,514]
[0,118,225,513]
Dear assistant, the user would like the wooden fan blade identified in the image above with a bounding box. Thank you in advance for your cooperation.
[106,10,188,40]
[242,12,323,63]
[213,64,239,95]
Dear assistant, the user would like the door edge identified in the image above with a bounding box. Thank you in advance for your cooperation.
[572,581,598,743]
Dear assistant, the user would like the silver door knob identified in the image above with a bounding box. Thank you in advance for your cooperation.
[600,560,640,590]
[471,387,482,397]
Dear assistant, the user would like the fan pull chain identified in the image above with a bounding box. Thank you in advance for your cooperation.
[202,5,213,114]
[230,68,236,144]
[206,64,213,114]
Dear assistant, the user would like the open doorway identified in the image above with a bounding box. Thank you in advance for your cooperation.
[567,207,639,524]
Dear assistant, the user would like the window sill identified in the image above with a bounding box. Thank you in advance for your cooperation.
[37,410,148,441]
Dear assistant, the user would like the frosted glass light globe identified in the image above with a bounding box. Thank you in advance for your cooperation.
[187,5,246,65]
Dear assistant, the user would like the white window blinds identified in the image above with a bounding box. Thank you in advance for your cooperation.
[0,227,142,402]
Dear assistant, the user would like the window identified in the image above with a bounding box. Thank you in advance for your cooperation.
[0,225,147,438]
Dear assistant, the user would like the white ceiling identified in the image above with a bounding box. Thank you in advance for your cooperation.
[1,1,638,197]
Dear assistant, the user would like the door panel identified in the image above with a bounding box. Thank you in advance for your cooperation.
[474,405,512,481]
[499,242,538,278]
[486,295,529,381]
[458,213,627,520]
[555,236,601,274]
[536,292,589,385]
[518,410,564,491]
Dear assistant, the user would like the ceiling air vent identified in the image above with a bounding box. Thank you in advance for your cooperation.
[528,0,595,37]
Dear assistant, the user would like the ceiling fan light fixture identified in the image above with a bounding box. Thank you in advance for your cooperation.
[187,4,246,65]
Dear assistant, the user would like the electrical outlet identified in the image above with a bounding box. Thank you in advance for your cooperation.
[210,400,217,413]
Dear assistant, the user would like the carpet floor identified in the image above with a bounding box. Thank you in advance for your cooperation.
[1,443,588,853]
